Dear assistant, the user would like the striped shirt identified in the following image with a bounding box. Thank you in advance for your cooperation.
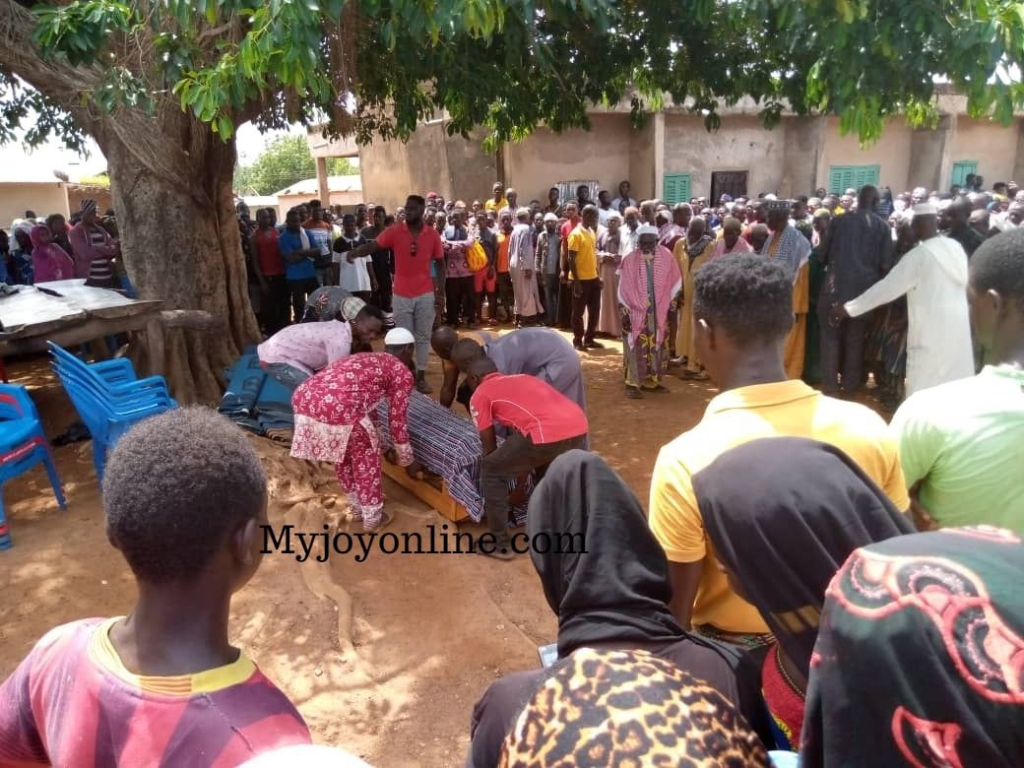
[0,618,310,766]
[86,225,114,282]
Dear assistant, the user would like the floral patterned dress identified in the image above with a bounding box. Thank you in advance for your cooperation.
[291,353,414,527]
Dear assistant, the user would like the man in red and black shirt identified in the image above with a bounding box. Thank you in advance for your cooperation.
[466,356,588,559]
[347,194,444,394]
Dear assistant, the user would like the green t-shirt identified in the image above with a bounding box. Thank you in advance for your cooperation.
[890,365,1024,530]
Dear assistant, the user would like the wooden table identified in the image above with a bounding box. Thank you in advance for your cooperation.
[0,280,164,370]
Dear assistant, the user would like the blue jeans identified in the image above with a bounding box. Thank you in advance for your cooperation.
[544,273,560,326]
[264,363,311,391]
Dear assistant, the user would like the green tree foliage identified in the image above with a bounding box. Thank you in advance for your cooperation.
[233,135,355,195]
[2,0,1022,152]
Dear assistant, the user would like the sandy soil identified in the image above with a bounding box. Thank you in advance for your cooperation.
[0,334,874,766]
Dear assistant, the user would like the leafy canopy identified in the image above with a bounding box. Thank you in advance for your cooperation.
[3,0,1023,151]
[234,134,355,195]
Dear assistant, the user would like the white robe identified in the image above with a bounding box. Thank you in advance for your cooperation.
[845,235,973,396]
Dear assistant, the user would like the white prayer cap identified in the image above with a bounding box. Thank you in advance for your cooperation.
[913,202,938,216]
[384,327,415,346]
[543,212,559,222]
[636,224,659,237]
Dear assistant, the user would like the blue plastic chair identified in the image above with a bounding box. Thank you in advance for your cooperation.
[0,384,66,550]
[48,343,177,484]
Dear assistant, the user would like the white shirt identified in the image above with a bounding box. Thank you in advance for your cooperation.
[333,235,372,292]
[845,236,973,396]
[611,196,638,212]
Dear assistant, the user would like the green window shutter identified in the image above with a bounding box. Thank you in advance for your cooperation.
[829,165,879,194]
[663,173,691,205]
[853,165,880,188]
[951,161,978,188]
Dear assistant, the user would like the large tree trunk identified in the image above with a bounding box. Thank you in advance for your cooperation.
[95,115,261,403]
[0,0,260,402]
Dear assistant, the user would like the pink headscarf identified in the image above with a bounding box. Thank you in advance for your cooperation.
[31,225,74,283]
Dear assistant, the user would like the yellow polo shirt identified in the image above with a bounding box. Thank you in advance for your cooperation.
[649,380,909,634]
[566,225,598,280]
[484,198,507,213]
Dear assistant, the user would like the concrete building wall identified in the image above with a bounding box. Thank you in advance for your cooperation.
[446,127,498,206]
[1015,122,1024,186]
[628,117,657,201]
[505,114,633,204]
[359,121,495,210]
[67,186,113,218]
[782,117,823,195]
[946,117,1022,187]
[0,183,68,230]
[663,114,786,199]
[278,190,364,212]
[818,117,914,193]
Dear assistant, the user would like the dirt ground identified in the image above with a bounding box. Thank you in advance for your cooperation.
[0,333,849,766]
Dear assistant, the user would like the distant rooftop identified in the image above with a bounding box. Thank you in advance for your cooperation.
[273,174,362,196]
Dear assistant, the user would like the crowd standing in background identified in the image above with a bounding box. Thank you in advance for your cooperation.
[3,169,1024,767]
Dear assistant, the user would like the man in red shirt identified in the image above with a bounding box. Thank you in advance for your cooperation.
[347,194,444,394]
[466,356,588,559]
[249,208,289,334]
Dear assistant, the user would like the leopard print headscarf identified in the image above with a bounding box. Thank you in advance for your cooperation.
[499,648,769,767]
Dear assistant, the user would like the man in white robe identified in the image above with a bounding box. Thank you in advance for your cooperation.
[508,207,543,324]
[839,203,973,396]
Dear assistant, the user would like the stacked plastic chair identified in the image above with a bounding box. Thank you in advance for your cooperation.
[0,384,66,550]
[48,342,177,484]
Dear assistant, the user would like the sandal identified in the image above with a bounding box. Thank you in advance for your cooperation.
[476,535,516,560]
[625,386,644,399]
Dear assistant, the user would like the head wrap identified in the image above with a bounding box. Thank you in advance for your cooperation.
[80,199,98,215]
[384,327,415,346]
[695,437,913,679]
[802,527,1024,767]
[527,451,690,656]
[339,296,366,321]
[635,224,659,237]
[542,212,558,223]
[29,224,51,250]
[500,648,770,767]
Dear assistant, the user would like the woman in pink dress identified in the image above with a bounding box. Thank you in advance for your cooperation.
[30,225,75,283]
[290,330,416,530]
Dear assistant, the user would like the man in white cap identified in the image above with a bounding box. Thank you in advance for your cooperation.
[836,202,973,395]
[618,224,682,397]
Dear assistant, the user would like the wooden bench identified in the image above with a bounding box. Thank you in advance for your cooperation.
[382,460,470,523]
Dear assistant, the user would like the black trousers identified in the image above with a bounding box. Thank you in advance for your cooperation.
[481,433,586,539]
[495,272,514,321]
[445,275,476,327]
[288,277,320,325]
[819,312,868,394]
[571,278,601,344]
[262,274,291,334]
[371,255,393,313]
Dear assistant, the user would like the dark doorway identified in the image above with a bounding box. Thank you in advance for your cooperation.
[711,171,748,204]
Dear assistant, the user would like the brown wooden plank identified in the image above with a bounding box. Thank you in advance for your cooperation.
[0,310,163,356]
[382,460,470,523]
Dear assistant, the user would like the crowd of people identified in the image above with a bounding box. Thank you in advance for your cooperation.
[2,172,1024,766]
[1,202,125,290]
[239,175,1024,405]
